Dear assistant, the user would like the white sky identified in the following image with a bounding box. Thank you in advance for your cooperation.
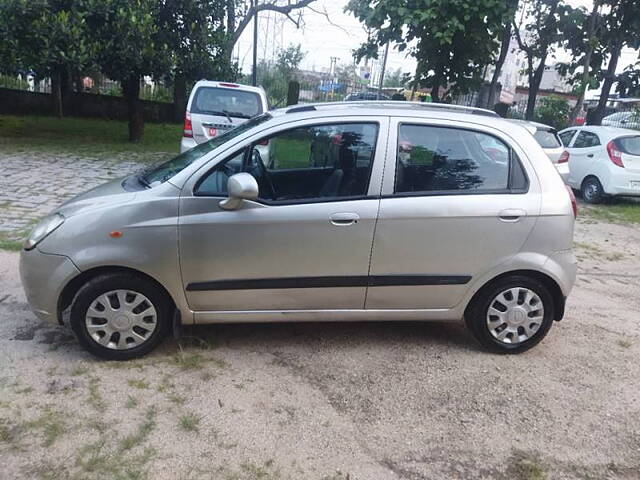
[235,0,638,84]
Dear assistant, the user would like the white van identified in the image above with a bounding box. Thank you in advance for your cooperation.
[180,80,269,153]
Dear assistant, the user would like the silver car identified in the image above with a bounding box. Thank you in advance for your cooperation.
[20,102,577,359]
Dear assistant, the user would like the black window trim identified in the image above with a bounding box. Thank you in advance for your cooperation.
[193,120,381,206]
[389,122,530,198]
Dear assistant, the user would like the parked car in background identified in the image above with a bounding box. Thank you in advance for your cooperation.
[602,111,640,130]
[508,120,568,181]
[180,80,268,153]
[21,101,577,359]
[344,91,390,101]
[558,126,640,203]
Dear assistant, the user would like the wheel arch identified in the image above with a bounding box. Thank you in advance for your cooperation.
[57,266,177,325]
[464,269,565,322]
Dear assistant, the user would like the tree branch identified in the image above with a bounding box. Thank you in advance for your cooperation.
[229,0,317,50]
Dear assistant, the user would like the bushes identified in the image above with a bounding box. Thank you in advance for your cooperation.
[534,95,570,130]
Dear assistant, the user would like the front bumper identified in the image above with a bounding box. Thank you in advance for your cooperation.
[19,248,80,324]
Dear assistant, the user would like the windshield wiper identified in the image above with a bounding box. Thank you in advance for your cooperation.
[137,174,151,189]
[224,111,252,119]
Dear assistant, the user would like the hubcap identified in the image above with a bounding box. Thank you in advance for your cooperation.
[85,290,157,350]
[585,182,598,200]
[486,287,544,345]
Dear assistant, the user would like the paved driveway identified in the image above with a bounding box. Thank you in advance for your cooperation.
[0,153,145,236]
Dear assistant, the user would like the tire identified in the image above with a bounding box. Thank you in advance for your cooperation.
[69,273,172,360]
[465,275,555,354]
[581,176,605,204]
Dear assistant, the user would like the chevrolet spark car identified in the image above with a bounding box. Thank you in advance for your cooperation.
[20,102,577,360]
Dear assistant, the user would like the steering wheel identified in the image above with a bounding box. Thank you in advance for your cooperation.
[251,149,277,200]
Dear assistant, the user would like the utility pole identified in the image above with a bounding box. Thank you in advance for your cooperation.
[378,43,389,98]
[251,0,258,86]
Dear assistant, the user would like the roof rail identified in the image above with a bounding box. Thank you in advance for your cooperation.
[285,101,499,117]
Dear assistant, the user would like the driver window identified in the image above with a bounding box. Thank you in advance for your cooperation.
[195,122,379,203]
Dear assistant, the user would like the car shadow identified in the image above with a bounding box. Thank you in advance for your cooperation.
[169,320,482,354]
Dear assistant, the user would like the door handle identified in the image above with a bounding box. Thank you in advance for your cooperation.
[498,209,526,222]
[330,212,359,226]
[587,153,594,158]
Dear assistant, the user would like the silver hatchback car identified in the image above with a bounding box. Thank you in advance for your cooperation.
[20,102,577,359]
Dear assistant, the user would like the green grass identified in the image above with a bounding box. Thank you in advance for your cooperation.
[511,452,547,480]
[271,137,311,169]
[0,114,180,160]
[119,407,156,452]
[581,199,640,225]
[177,413,201,433]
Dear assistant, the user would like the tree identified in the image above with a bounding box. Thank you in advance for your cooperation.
[383,68,408,88]
[222,0,317,62]
[347,0,510,103]
[87,0,171,142]
[0,0,94,116]
[254,44,304,106]
[592,0,640,124]
[513,0,569,120]
[485,0,519,109]
[534,94,570,130]
[157,0,238,122]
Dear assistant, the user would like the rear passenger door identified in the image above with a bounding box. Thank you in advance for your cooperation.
[366,119,539,310]
[567,130,601,187]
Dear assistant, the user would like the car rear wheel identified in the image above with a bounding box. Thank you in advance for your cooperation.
[465,275,555,354]
[69,273,172,360]
[581,177,605,204]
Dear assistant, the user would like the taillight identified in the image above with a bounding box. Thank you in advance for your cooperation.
[606,140,624,167]
[558,151,569,164]
[566,185,577,218]
[183,113,193,138]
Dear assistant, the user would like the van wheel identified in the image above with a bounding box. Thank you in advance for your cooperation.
[465,275,555,354]
[69,273,172,360]
[581,177,605,204]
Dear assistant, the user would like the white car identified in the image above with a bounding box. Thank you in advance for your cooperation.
[558,126,640,203]
[180,80,269,153]
[602,111,640,130]
[508,120,567,181]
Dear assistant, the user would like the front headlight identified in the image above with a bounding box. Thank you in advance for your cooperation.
[23,213,65,250]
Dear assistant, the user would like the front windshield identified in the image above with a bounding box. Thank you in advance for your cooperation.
[140,113,272,186]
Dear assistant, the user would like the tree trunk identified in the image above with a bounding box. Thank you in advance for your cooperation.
[569,0,600,124]
[225,0,236,62]
[525,54,548,120]
[123,75,144,142]
[486,22,513,109]
[173,73,187,123]
[593,41,623,125]
[51,68,63,118]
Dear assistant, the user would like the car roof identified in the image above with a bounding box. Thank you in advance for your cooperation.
[559,125,640,140]
[192,80,266,95]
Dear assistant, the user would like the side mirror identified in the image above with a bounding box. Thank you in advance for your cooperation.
[219,173,259,210]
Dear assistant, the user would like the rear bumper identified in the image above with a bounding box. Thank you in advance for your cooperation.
[554,163,570,182]
[600,168,640,195]
[19,248,80,324]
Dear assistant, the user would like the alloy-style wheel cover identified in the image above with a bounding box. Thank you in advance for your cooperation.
[85,289,158,350]
[486,287,544,345]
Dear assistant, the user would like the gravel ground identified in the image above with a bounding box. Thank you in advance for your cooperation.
[1,212,639,480]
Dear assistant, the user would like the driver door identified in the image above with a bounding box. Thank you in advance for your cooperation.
[178,117,389,314]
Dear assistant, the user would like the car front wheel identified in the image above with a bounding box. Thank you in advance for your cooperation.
[465,275,555,354]
[69,273,172,360]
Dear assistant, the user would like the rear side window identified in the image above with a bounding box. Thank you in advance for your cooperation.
[395,125,525,194]
[615,136,640,155]
[572,131,600,148]
[191,87,262,118]
[559,130,576,146]
[533,129,561,148]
